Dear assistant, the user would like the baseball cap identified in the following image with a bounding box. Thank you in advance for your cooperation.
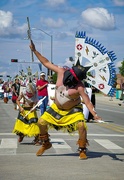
[40,72,46,76]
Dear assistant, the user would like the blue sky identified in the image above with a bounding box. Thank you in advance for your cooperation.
[0,0,124,80]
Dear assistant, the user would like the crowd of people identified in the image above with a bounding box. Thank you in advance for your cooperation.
[1,72,51,146]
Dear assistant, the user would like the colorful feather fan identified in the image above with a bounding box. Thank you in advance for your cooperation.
[75,31,116,96]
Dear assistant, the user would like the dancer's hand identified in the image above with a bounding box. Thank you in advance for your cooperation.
[20,106,24,113]
[93,114,102,121]
[50,96,55,101]
[29,40,36,52]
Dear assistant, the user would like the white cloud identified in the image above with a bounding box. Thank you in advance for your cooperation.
[0,10,27,37]
[81,8,116,30]
[113,0,124,6]
[40,17,65,28]
[0,10,13,31]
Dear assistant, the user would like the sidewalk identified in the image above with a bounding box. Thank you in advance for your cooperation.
[95,93,122,105]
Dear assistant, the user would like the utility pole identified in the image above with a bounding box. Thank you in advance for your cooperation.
[32,28,53,77]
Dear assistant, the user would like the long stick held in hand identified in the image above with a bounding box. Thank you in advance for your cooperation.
[27,17,34,62]
[23,96,46,119]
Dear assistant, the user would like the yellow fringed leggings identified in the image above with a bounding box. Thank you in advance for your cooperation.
[12,109,40,137]
[38,103,87,134]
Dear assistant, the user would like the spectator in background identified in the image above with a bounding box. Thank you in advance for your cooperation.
[120,82,124,100]
[84,81,96,122]
[36,72,48,115]
[0,79,4,99]
[0,78,4,84]
[118,82,124,106]
[11,78,20,110]
[2,81,10,103]
[87,86,96,122]
[49,80,54,84]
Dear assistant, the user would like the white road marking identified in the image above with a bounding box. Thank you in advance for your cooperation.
[0,133,124,137]
[88,134,124,137]
[0,138,17,155]
[0,133,16,135]
[0,137,123,155]
[0,138,17,148]
[94,139,124,153]
[51,138,73,154]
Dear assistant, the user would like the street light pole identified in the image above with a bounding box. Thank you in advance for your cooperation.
[32,28,53,77]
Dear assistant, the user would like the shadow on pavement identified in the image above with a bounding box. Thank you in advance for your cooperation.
[42,151,124,162]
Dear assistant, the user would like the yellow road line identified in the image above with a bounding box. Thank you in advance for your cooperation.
[96,123,124,133]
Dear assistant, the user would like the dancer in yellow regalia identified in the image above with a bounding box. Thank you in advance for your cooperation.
[12,81,40,144]
[29,40,102,160]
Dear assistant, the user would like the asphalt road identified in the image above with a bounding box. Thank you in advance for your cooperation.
[0,97,124,180]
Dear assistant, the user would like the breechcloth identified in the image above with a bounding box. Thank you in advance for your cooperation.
[12,107,40,136]
[39,103,87,133]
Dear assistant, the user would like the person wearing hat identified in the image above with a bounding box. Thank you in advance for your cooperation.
[29,40,102,160]
[12,82,40,144]
[36,72,49,115]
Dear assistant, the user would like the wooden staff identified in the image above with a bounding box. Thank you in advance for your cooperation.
[27,17,34,62]
[23,96,46,119]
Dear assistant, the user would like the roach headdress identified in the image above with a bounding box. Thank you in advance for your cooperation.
[63,60,91,88]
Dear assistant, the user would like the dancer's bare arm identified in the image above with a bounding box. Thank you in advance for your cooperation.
[79,87,102,120]
[16,93,24,113]
[30,40,59,73]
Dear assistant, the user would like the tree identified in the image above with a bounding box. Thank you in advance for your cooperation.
[118,60,124,76]
[52,72,57,83]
